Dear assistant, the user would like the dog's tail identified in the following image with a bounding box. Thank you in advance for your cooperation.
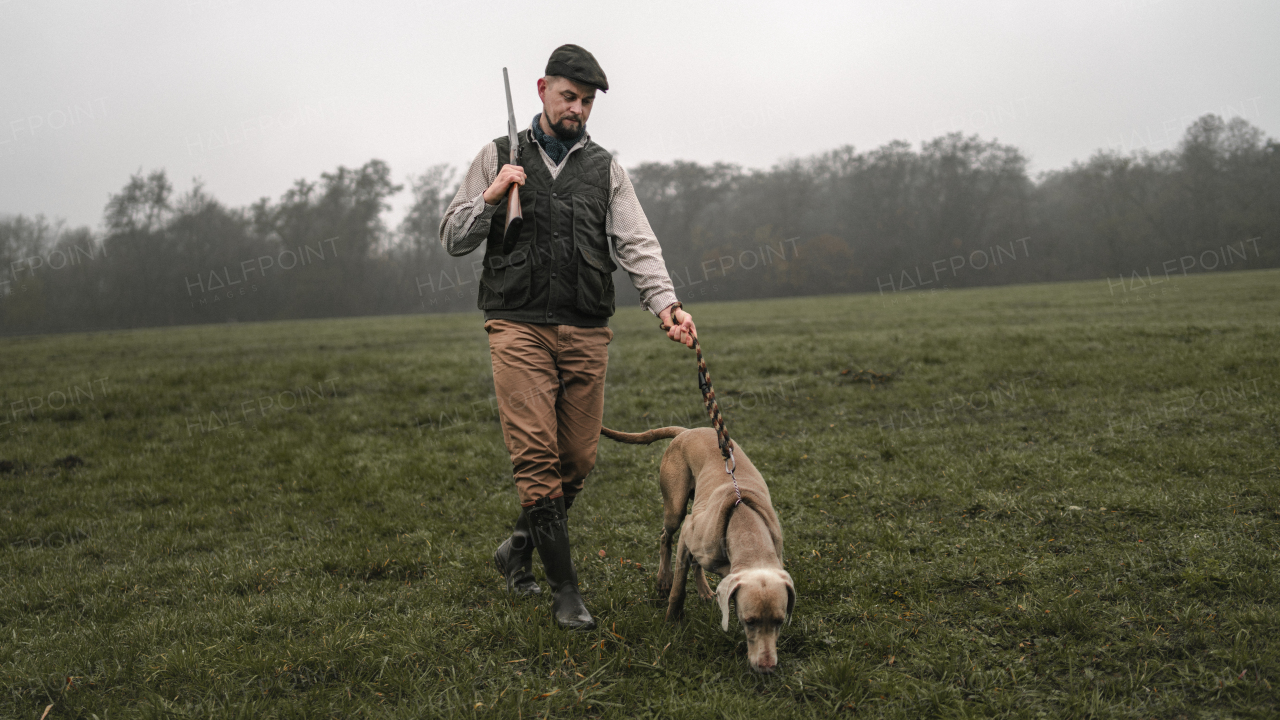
[600,426,687,445]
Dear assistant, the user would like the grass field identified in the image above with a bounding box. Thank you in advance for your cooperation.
[2,269,1278,719]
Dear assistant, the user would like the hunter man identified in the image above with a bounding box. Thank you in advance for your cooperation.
[439,44,696,630]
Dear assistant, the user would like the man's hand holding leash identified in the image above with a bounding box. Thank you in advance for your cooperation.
[660,301,697,348]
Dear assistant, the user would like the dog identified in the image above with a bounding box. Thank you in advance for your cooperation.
[600,425,794,673]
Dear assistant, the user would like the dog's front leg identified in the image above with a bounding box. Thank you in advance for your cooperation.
[656,479,688,608]
[666,538,694,622]
[693,565,714,601]
[656,525,676,608]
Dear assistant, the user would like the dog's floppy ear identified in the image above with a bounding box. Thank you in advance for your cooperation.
[717,573,743,632]
[779,570,796,624]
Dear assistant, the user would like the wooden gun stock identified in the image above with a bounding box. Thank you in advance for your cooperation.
[503,183,523,249]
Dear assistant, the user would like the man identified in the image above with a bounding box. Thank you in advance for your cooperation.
[439,44,696,631]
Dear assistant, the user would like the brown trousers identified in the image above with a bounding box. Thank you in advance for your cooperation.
[485,319,612,506]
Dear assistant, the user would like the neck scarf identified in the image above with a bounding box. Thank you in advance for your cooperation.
[531,113,581,166]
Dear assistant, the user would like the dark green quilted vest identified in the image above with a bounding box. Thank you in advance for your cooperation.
[477,129,617,327]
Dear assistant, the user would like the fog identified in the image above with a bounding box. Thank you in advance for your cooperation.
[2,0,1277,333]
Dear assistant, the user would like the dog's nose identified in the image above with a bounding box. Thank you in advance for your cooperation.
[753,657,777,673]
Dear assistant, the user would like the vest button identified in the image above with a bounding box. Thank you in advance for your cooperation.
[551,272,557,279]
[553,232,559,238]
[552,192,558,198]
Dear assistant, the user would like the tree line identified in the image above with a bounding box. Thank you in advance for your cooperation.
[1,114,1275,335]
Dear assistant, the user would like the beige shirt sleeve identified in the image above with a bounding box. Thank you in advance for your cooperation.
[438,142,499,257]
[607,159,678,316]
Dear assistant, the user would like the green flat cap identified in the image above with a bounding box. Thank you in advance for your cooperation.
[545,44,609,92]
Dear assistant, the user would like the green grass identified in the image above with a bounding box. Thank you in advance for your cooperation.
[2,269,1278,719]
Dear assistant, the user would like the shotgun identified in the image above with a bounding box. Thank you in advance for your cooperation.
[501,67,523,252]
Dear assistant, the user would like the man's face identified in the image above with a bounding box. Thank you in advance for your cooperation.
[537,76,596,141]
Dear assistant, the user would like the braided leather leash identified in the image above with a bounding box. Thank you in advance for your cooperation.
[661,302,742,506]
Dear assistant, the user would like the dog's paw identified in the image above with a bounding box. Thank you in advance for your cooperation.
[694,572,714,600]
[653,584,672,609]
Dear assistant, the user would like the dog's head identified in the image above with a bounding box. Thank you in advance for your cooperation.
[717,568,795,673]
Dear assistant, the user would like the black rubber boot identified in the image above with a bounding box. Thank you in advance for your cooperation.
[493,508,541,596]
[528,496,596,631]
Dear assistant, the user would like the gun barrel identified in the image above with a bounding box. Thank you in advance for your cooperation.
[500,67,523,249]
[502,68,519,163]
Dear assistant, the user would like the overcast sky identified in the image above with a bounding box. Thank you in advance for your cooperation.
[2,0,1277,232]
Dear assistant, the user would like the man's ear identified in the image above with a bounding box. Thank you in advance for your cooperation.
[779,570,795,623]
[717,573,742,632]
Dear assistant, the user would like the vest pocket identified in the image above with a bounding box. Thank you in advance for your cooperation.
[574,243,617,317]
[479,243,534,310]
